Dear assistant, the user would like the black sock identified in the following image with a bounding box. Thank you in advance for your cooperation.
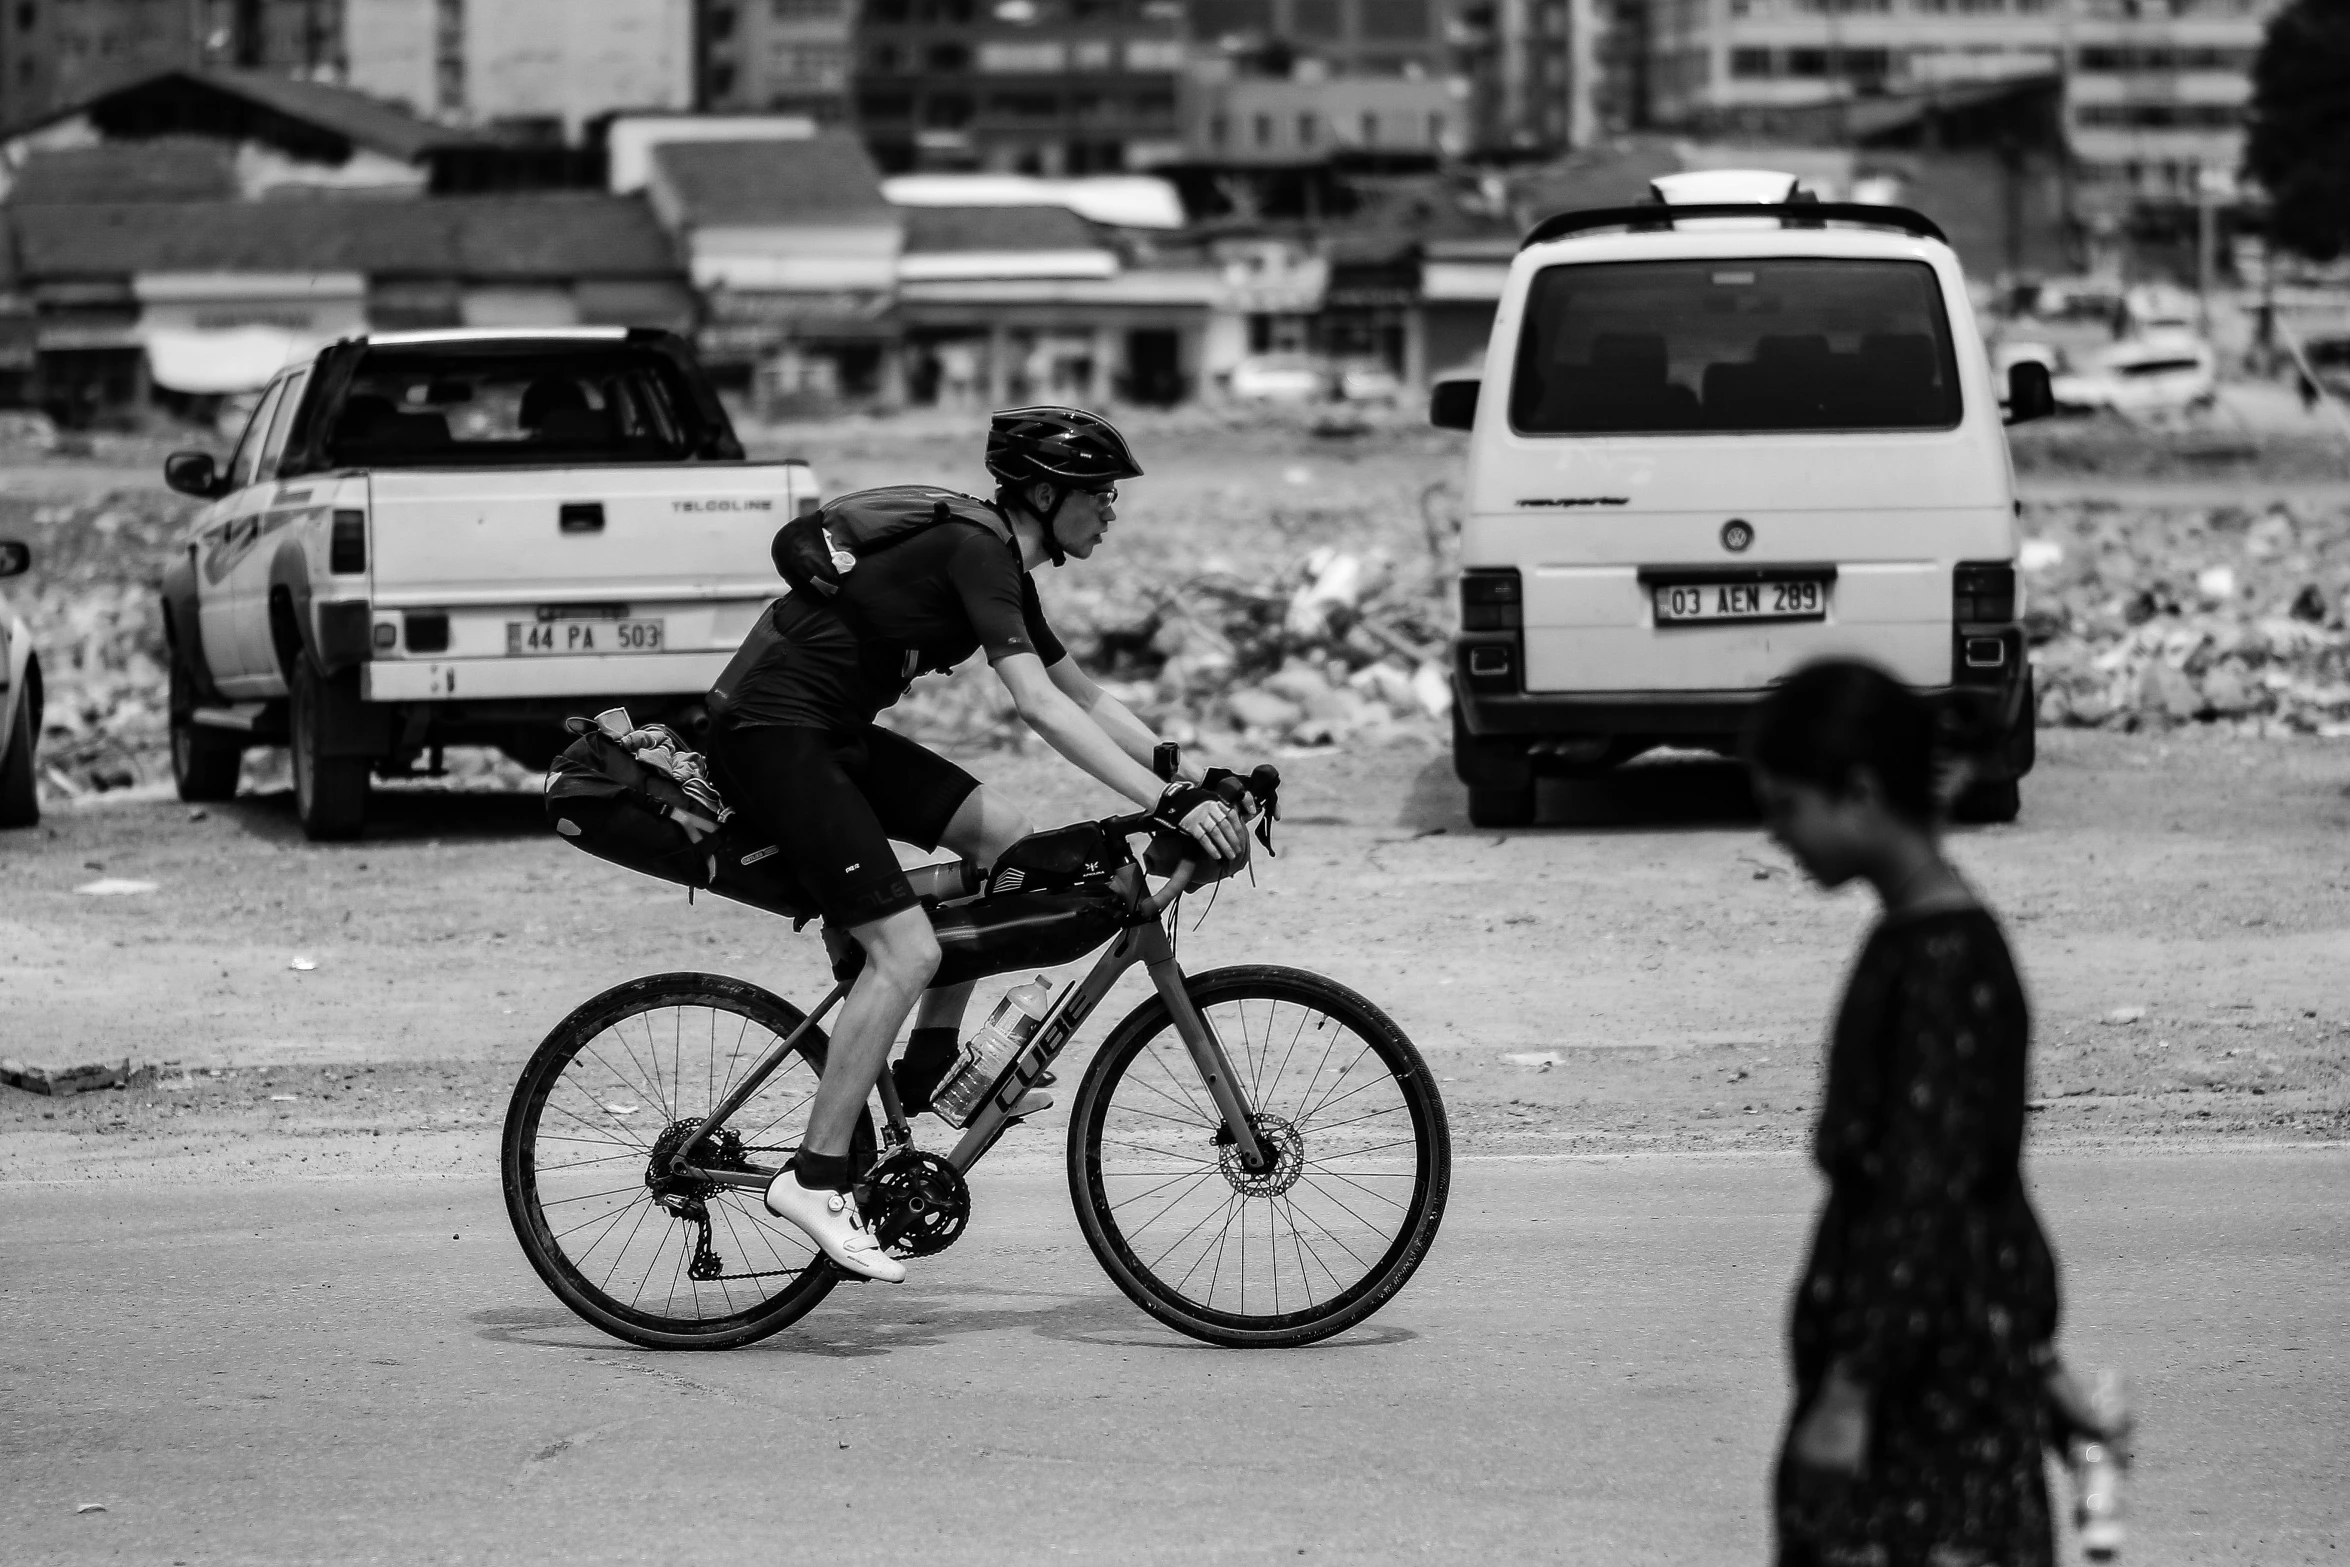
[892,1026,962,1113]
[792,1149,855,1193]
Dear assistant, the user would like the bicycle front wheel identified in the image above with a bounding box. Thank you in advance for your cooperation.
[1069,966,1450,1348]
[502,972,862,1350]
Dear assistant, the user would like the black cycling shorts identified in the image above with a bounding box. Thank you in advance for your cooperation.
[706,723,979,929]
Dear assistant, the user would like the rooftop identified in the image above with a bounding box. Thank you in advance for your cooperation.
[650,132,891,225]
[7,137,239,204]
[20,68,472,165]
[11,195,683,281]
[901,204,1102,255]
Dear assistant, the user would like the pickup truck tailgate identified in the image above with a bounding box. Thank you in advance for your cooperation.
[366,465,801,605]
[359,463,810,703]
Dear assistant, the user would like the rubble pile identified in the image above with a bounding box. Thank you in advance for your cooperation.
[880,544,1455,752]
[2026,501,2350,735]
[8,490,193,795]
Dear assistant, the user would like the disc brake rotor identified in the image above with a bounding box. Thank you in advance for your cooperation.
[1218,1114,1305,1198]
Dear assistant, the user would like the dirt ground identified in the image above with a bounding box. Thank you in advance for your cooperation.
[4,723,2345,1185]
[4,412,2347,1184]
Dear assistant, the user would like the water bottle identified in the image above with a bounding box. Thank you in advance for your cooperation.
[2071,1367,2132,1562]
[932,975,1054,1127]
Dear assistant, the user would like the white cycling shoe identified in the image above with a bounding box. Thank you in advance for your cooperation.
[762,1175,906,1284]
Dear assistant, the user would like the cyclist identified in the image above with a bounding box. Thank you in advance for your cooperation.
[705,406,1251,1283]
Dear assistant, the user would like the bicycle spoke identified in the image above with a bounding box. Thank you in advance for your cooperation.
[1080,973,1448,1338]
[516,989,848,1340]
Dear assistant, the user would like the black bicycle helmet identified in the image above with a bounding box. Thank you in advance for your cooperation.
[985,405,1142,563]
[985,404,1144,490]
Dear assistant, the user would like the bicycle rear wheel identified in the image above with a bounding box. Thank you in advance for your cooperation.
[1068,966,1450,1348]
[502,971,865,1350]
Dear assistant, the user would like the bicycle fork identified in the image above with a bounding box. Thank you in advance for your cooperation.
[943,918,1270,1175]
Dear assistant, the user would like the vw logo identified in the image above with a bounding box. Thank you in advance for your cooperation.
[1720,519,1754,553]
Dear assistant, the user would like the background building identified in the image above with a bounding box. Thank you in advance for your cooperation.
[1182,69,1457,163]
[695,0,856,121]
[0,0,350,129]
[1185,0,1451,81]
[1642,0,2284,223]
[344,0,693,135]
[853,0,1188,174]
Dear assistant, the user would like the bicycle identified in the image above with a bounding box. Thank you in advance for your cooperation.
[502,766,1452,1351]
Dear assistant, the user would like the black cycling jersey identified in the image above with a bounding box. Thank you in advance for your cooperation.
[710,519,1067,732]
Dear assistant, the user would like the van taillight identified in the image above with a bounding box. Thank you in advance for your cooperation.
[796,494,822,518]
[1954,561,2015,623]
[329,509,367,574]
[1461,569,1523,631]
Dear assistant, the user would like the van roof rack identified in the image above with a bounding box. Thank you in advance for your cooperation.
[1519,201,1946,251]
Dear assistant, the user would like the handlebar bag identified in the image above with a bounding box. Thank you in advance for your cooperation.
[983,821,1123,898]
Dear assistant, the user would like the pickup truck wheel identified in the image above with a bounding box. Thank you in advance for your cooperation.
[169,659,243,803]
[291,659,370,841]
[1467,784,1537,828]
[0,683,37,828]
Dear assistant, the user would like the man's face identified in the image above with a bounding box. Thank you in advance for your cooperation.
[1044,482,1118,559]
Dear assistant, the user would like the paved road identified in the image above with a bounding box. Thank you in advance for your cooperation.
[3,1149,2340,1565]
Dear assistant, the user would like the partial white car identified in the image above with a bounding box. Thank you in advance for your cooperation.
[1335,360,1405,404]
[2049,337,2217,417]
[0,535,40,826]
[1226,354,1334,403]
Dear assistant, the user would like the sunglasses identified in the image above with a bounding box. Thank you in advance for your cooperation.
[1081,485,1118,504]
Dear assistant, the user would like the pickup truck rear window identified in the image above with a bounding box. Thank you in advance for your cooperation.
[1510,258,1962,435]
[324,346,712,466]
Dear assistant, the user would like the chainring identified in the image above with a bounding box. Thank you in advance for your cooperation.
[862,1150,972,1259]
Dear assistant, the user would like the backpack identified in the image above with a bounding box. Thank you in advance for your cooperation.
[770,485,1012,606]
[768,485,1014,694]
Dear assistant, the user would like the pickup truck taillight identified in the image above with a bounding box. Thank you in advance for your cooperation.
[329,510,367,574]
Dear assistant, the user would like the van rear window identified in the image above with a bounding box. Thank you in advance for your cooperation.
[1510,258,1962,435]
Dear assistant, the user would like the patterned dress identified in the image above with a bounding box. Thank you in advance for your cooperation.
[1774,907,2060,1567]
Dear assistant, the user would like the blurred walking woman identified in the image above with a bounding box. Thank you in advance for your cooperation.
[1748,660,2059,1567]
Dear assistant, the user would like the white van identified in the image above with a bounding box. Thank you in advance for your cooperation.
[1432,174,2051,827]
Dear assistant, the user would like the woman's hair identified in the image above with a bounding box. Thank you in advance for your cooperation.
[1744,658,1939,825]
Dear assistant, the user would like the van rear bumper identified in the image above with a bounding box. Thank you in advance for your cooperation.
[1453,666,2032,773]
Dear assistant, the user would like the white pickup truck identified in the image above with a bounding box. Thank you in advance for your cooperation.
[159,327,819,840]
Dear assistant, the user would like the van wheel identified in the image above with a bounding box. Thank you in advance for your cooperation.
[1467,784,1536,828]
[169,658,243,802]
[291,659,369,841]
[1952,778,2020,824]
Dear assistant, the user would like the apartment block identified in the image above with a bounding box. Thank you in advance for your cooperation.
[1644,0,2283,211]
[1184,68,1458,161]
[1186,0,1450,80]
[0,0,349,129]
[345,0,693,135]
[854,0,1188,175]
[697,0,856,120]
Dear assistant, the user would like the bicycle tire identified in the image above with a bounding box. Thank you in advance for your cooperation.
[502,971,864,1350]
[1067,966,1450,1348]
